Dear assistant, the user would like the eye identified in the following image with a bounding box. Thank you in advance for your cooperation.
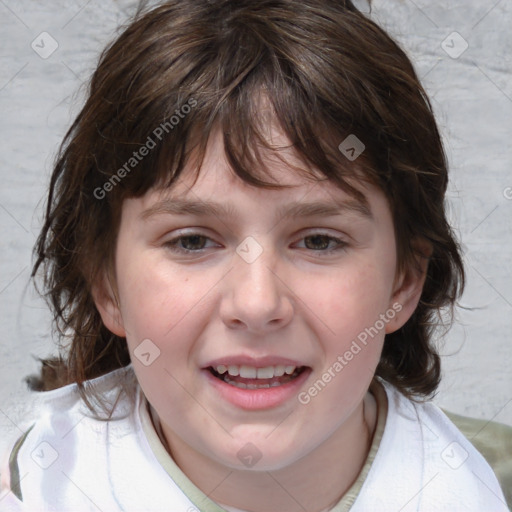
[296,233,347,254]
[164,234,218,254]
[162,232,347,256]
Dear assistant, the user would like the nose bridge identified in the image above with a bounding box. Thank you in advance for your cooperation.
[237,248,277,298]
[221,238,292,331]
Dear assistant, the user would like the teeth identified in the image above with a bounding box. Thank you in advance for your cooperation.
[223,376,289,389]
[228,365,239,376]
[257,367,274,379]
[240,365,257,378]
[274,365,285,377]
[214,364,298,379]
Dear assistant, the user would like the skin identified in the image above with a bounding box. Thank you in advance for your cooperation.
[95,125,427,512]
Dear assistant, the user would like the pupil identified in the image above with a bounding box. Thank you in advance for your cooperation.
[305,235,329,250]
[182,235,205,250]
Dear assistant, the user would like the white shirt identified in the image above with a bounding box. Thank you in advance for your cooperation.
[0,365,508,511]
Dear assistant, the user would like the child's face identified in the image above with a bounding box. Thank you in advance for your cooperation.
[97,126,421,471]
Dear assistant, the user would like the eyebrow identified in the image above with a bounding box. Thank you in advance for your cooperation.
[140,197,373,222]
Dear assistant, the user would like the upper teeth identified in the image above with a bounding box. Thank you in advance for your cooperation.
[215,365,297,379]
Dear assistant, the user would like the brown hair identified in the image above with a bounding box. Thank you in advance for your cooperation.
[31,0,464,402]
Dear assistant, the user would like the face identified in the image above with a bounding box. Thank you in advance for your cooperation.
[96,127,423,473]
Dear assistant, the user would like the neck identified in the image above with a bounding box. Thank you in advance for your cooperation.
[161,391,378,512]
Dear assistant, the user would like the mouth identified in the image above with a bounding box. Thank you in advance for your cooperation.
[207,364,309,389]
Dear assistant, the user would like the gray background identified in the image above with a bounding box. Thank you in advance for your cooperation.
[1,0,511,456]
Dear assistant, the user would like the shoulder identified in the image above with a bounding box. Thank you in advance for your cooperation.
[352,381,510,511]
[443,409,512,510]
[0,366,138,509]
[1,365,200,511]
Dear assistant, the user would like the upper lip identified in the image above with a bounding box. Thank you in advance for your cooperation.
[203,356,308,369]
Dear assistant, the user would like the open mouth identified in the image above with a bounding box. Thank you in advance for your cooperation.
[208,365,308,389]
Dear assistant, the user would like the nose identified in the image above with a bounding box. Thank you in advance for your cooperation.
[219,245,294,334]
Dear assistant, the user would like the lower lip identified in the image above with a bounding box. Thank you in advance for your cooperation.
[203,368,311,410]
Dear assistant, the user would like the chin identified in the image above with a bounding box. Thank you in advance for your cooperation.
[212,439,306,472]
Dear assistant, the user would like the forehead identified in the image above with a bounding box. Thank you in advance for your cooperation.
[184,127,316,189]
[144,125,371,212]
[135,135,380,230]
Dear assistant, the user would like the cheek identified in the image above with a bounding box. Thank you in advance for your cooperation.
[115,254,200,343]
[114,257,209,409]
[296,266,390,417]
[303,263,394,337]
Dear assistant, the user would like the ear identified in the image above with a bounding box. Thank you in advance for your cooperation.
[385,238,432,334]
[91,272,126,338]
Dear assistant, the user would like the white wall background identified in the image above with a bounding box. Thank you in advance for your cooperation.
[1,0,511,456]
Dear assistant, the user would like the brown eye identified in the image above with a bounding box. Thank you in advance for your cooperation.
[296,233,348,256]
[304,235,331,250]
[178,235,208,250]
[164,234,215,253]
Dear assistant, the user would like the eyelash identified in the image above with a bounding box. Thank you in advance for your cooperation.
[163,232,348,256]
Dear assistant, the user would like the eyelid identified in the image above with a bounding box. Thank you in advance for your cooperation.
[293,232,348,254]
[163,230,221,254]
[162,229,349,256]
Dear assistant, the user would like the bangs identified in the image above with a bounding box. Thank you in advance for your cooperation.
[88,1,390,207]
[103,73,374,208]
[152,77,372,203]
